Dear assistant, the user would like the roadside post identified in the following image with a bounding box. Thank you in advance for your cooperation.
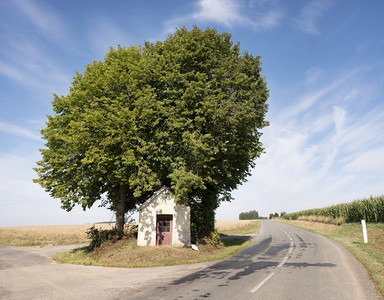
[361,220,368,244]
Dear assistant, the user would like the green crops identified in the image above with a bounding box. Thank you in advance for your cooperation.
[282,195,384,223]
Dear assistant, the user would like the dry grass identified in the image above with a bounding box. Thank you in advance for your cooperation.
[0,223,115,247]
[215,219,258,231]
[52,220,258,267]
[216,220,261,236]
[54,235,253,268]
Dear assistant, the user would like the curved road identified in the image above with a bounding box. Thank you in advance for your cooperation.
[130,220,380,299]
[0,221,380,299]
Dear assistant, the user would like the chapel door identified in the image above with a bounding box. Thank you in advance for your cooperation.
[156,215,173,246]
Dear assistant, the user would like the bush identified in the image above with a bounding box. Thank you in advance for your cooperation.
[86,223,138,250]
[86,226,119,250]
[199,229,223,249]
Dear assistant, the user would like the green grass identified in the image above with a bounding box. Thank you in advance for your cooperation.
[281,220,384,298]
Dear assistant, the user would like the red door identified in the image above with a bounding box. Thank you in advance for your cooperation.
[156,215,173,245]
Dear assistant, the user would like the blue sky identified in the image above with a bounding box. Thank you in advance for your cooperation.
[1,0,383,226]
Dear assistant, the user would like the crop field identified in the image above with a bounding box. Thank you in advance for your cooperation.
[282,195,384,224]
[0,223,115,246]
[215,220,260,235]
[0,220,259,247]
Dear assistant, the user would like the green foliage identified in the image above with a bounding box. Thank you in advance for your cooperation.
[282,195,384,223]
[86,223,138,250]
[189,188,218,243]
[86,226,119,250]
[200,229,224,249]
[34,26,269,239]
[269,213,279,219]
[239,210,259,220]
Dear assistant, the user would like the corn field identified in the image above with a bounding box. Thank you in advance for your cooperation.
[282,195,384,223]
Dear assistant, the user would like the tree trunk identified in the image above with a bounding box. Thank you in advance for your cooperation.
[115,184,127,239]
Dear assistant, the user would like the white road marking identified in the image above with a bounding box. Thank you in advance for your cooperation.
[250,272,275,293]
[250,223,295,293]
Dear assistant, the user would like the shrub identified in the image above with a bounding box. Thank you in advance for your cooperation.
[86,223,138,250]
[199,229,223,249]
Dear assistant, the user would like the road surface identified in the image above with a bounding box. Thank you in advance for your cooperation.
[0,244,213,299]
[0,221,380,299]
[129,220,380,299]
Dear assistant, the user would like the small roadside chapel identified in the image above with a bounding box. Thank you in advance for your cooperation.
[137,186,191,247]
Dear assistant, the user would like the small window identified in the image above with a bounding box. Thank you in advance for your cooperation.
[158,216,171,232]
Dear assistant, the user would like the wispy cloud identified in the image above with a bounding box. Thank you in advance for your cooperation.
[162,0,283,36]
[305,67,324,85]
[0,61,25,83]
[193,0,244,27]
[292,0,332,34]
[0,121,41,141]
[0,1,72,95]
[218,67,384,218]
[12,0,66,39]
[0,57,70,96]
[281,69,357,121]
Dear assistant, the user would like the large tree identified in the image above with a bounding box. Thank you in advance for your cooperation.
[34,27,269,240]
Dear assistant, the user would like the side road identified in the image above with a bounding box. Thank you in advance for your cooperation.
[0,244,215,300]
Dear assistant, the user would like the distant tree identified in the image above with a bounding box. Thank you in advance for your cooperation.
[274,212,279,218]
[34,27,269,240]
[280,212,287,217]
[269,213,274,220]
[239,210,259,220]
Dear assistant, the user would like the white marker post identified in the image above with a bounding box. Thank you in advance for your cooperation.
[361,220,368,244]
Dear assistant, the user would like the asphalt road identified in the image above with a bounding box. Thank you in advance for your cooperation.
[0,221,380,299]
[0,244,213,299]
[129,220,380,300]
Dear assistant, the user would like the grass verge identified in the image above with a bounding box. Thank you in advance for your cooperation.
[280,220,384,298]
[53,237,252,267]
[54,221,260,267]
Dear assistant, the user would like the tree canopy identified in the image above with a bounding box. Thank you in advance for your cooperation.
[34,27,269,239]
[239,210,260,220]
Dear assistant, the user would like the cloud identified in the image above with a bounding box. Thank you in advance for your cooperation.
[217,67,384,219]
[305,67,323,85]
[281,69,357,121]
[162,0,283,36]
[0,121,41,141]
[0,61,25,83]
[0,153,114,226]
[292,0,332,34]
[193,0,244,27]
[0,33,72,95]
[12,0,66,39]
